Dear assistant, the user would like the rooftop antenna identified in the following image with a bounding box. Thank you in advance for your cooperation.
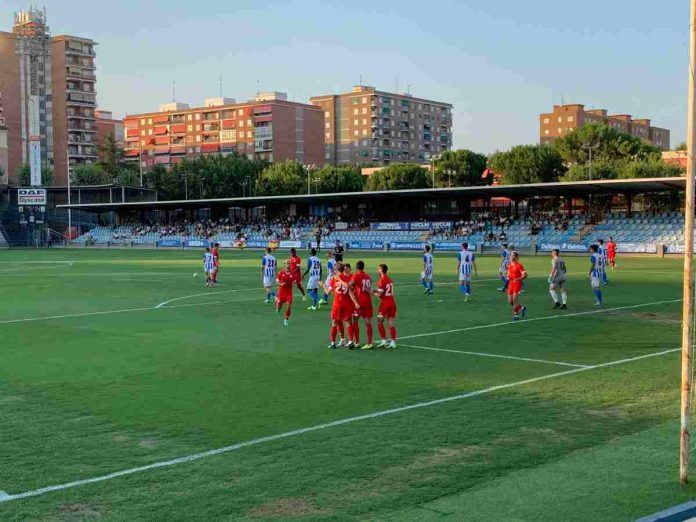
[256,79,260,95]
[395,75,399,93]
[219,74,223,97]
[172,81,176,103]
[407,84,411,95]
[359,73,362,86]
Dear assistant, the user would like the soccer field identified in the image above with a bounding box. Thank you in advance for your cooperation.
[0,248,694,520]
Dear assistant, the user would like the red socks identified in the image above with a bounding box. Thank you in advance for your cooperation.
[378,323,387,340]
[366,323,373,344]
[330,326,337,343]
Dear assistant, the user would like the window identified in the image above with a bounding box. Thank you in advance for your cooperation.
[195,113,201,121]
[362,129,368,136]
[325,122,330,128]
[187,125,192,132]
[148,129,153,135]
[195,124,201,131]
[543,118,550,124]
[147,118,152,124]
[247,119,252,126]
[362,118,367,125]
[239,120,244,127]
[239,131,245,138]
[558,128,563,134]
[567,116,574,122]
[362,107,367,115]
[196,135,201,142]
[140,130,145,136]
[325,111,330,117]
[354,130,359,136]
[325,153,331,160]
[353,140,359,146]
[326,132,330,138]
[353,109,359,115]
[238,109,244,116]
[557,117,562,123]
[544,130,550,135]
[140,118,145,125]
[188,114,193,121]
[354,119,359,126]
[362,97,367,103]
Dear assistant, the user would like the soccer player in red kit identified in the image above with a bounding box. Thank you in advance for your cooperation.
[211,242,220,284]
[374,263,397,349]
[350,260,375,350]
[328,263,352,349]
[342,263,360,348]
[275,260,295,326]
[607,236,617,269]
[506,251,528,321]
[288,248,307,301]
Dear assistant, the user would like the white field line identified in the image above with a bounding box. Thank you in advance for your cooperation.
[0,346,680,504]
[0,296,264,326]
[399,299,682,341]
[155,287,258,309]
[399,343,590,368]
[0,262,74,273]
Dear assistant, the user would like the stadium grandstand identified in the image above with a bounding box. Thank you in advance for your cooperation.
[56,177,688,256]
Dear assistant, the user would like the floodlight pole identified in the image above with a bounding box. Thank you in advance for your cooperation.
[66,148,72,244]
[680,0,696,485]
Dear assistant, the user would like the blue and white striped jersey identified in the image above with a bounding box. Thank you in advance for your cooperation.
[590,252,604,277]
[204,252,215,272]
[307,256,322,277]
[327,258,337,274]
[501,249,511,270]
[423,252,434,275]
[262,254,277,278]
[458,249,475,276]
[598,245,608,262]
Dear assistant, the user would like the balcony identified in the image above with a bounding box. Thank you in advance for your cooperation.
[255,139,273,152]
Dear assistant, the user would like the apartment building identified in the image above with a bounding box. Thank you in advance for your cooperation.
[310,85,453,166]
[96,109,124,147]
[539,104,670,151]
[122,92,324,169]
[0,7,97,185]
[0,84,8,184]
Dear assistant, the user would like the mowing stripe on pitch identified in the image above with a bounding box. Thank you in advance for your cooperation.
[399,299,682,341]
[155,287,258,309]
[399,343,590,368]
[0,346,679,504]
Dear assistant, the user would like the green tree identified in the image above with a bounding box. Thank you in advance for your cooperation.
[255,160,307,196]
[97,134,126,178]
[561,160,621,182]
[553,123,661,165]
[618,158,684,179]
[365,163,430,191]
[488,145,565,185]
[676,142,687,151]
[314,165,364,193]
[17,163,54,186]
[170,154,268,199]
[71,164,110,185]
[434,149,489,187]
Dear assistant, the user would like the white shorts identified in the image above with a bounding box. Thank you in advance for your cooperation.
[550,276,566,289]
[263,276,275,288]
[590,276,601,288]
[459,274,471,282]
[324,276,332,290]
[308,275,320,290]
[421,271,433,283]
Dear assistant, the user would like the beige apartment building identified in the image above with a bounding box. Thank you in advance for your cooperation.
[540,104,670,151]
[310,85,453,166]
[0,7,97,185]
[123,92,324,170]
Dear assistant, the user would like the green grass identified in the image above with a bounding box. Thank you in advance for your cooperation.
[0,248,693,521]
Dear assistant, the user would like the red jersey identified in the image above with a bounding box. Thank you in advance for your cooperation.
[276,270,294,298]
[507,261,525,282]
[289,255,302,273]
[334,273,352,301]
[212,247,220,267]
[351,271,373,306]
[607,241,617,256]
[377,275,396,307]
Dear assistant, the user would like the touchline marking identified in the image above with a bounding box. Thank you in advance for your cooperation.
[399,299,681,341]
[399,343,590,368]
[0,346,679,503]
[155,287,258,309]
[0,261,74,273]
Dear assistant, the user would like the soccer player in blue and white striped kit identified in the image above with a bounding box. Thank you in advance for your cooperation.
[421,245,435,295]
[261,247,277,303]
[456,242,477,302]
[589,244,604,306]
[498,243,511,292]
[319,252,337,305]
[597,239,609,285]
[303,248,323,310]
[203,247,215,288]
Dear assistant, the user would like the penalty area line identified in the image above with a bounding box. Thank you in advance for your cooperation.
[399,343,590,368]
[399,299,682,341]
[0,346,679,504]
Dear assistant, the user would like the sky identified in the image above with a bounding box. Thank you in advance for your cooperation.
[0,0,689,153]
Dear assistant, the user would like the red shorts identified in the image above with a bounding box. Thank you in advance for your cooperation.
[378,302,397,319]
[331,302,352,322]
[277,292,293,305]
[293,272,303,284]
[507,281,522,295]
[608,253,616,262]
[354,302,374,319]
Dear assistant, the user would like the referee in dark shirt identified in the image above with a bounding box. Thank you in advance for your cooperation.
[333,240,344,262]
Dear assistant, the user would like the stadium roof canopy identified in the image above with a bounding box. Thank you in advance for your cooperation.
[57,176,686,213]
